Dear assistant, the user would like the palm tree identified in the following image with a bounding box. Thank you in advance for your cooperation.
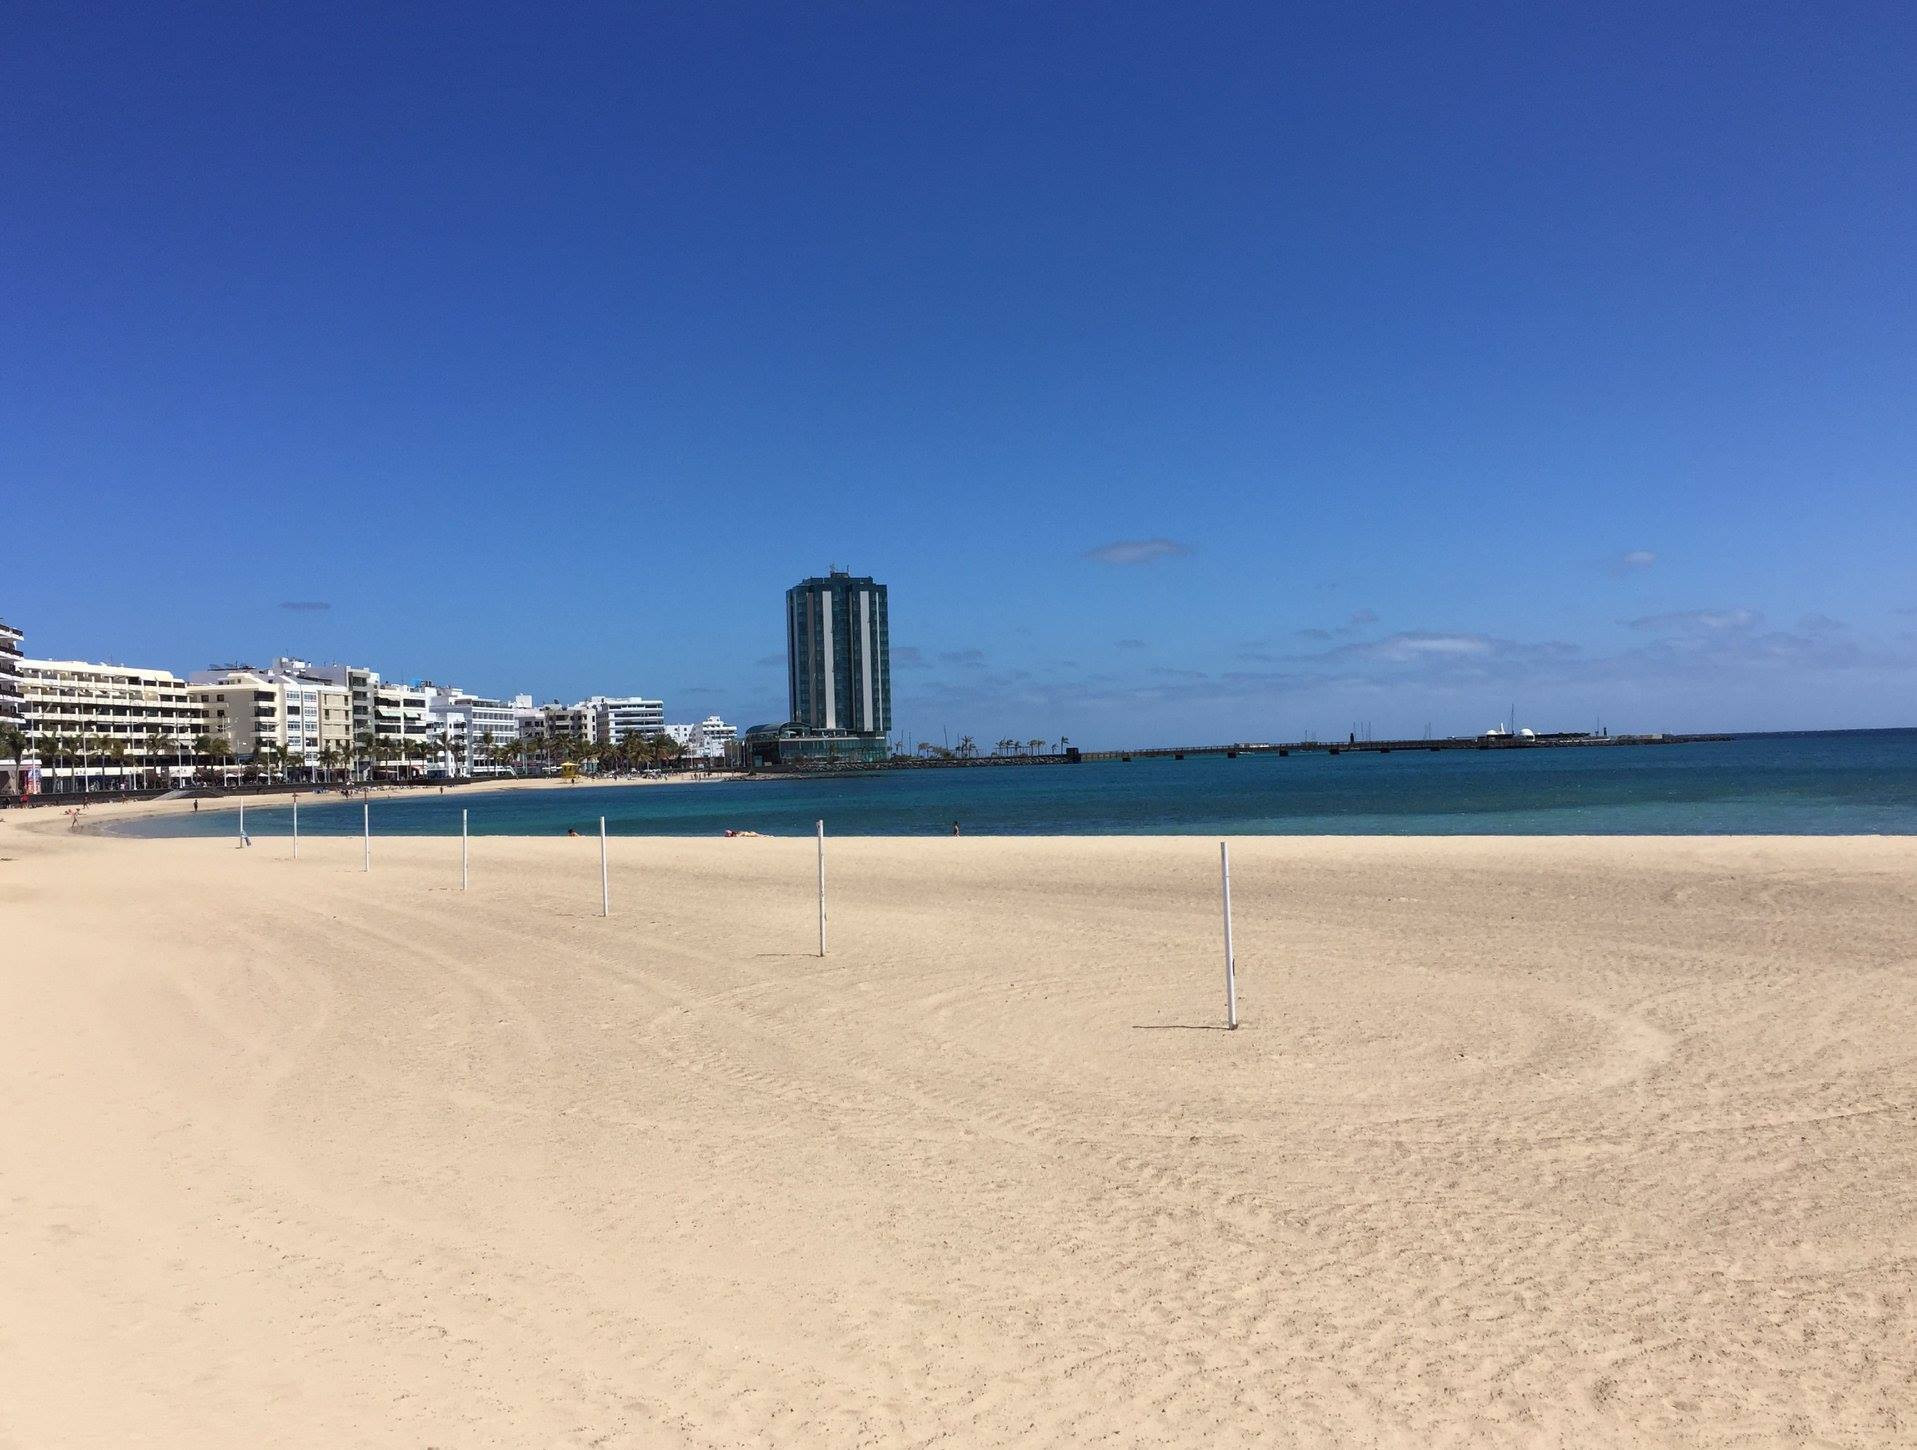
[42,732,69,794]
[77,732,104,794]
[437,728,462,779]
[1027,738,1046,757]
[103,736,129,792]
[142,726,171,790]
[1,723,27,798]
[656,733,685,773]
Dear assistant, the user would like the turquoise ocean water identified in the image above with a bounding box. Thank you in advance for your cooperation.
[101,730,1917,837]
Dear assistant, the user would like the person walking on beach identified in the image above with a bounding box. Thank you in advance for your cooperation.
[950,820,961,836]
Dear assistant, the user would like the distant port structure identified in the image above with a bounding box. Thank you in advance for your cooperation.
[746,727,1733,772]
[1072,729,1731,763]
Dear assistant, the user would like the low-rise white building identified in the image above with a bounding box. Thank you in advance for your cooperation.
[427,688,529,775]
[591,695,665,745]
[664,714,737,761]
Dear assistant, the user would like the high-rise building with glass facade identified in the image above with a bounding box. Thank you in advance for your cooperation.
[786,570,891,737]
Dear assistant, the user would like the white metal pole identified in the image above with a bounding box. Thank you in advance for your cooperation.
[816,819,826,957]
[461,808,469,891]
[363,801,371,872]
[1221,840,1238,1029]
[599,816,610,916]
[292,797,298,858]
[238,798,245,842]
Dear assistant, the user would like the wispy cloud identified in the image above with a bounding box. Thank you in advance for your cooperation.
[1625,608,1759,633]
[891,645,927,669]
[279,600,331,613]
[1603,549,1658,577]
[1116,638,1147,650]
[1348,631,1498,661]
[939,648,987,668]
[1082,538,1190,566]
[1289,608,1378,645]
[754,652,785,668]
[891,608,1913,744]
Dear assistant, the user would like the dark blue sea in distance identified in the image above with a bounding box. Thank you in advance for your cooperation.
[101,730,1917,837]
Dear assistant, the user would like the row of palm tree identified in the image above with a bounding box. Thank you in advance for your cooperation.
[992,737,1055,757]
[492,729,692,777]
[908,735,1072,763]
[4,721,716,797]
[11,726,205,794]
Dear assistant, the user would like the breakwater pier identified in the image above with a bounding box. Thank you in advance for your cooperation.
[1076,732,1730,763]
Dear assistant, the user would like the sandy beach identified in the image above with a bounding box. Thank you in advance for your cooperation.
[2,824,1912,1446]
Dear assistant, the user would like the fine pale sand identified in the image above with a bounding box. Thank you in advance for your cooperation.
[2,825,1913,1447]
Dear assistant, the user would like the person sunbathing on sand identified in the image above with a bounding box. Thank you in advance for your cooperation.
[723,828,764,838]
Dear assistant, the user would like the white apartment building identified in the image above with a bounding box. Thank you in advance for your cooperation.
[19,657,200,794]
[374,681,432,775]
[664,714,738,761]
[430,690,532,775]
[1,620,28,794]
[541,702,598,746]
[281,661,434,777]
[189,669,282,772]
[590,695,665,745]
[189,665,352,777]
[291,659,382,748]
[0,620,22,730]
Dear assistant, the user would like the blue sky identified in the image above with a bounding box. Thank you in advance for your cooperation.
[3,2,1913,746]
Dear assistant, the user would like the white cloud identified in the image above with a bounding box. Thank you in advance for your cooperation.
[1605,549,1658,576]
[1082,538,1191,566]
[1626,609,1759,633]
[1356,632,1497,660]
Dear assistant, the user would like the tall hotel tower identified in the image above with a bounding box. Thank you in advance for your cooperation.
[785,569,891,739]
